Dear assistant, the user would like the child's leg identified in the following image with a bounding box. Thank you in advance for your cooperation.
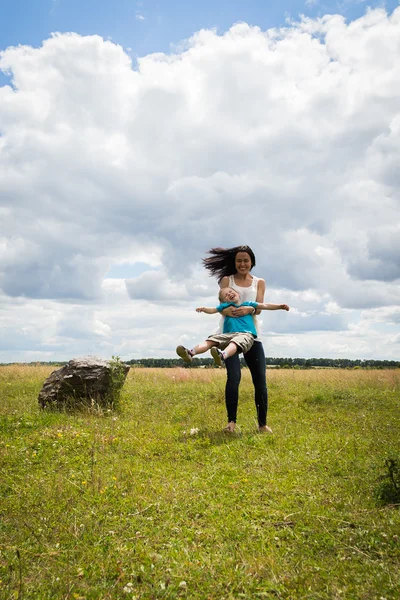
[211,342,239,367]
[221,342,239,360]
[191,340,216,356]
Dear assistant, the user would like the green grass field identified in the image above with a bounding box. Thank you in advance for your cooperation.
[1,366,399,599]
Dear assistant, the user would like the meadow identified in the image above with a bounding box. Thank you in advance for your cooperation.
[0,365,399,600]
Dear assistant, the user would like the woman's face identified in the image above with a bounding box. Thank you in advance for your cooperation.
[235,251,252,274]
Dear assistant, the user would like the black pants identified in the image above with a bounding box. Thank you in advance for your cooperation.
[224,341,268,427]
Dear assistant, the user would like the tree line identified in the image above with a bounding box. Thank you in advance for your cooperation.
[1,357,398,368]
[125,357,399,369]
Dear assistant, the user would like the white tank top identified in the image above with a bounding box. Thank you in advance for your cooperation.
[228,274,259,303]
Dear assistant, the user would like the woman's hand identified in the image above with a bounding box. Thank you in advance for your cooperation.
[221,306,236,317]
[222,305,254,317]
[231,305,254,317]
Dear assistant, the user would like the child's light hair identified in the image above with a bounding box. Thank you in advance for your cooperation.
[218,287,235,302]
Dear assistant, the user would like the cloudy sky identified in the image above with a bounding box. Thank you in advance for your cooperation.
[1,0,399,363]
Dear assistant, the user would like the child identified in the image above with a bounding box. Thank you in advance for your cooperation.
[176,287,289,366]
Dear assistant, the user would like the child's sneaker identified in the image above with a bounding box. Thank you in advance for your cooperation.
[176,345,193,363]
[211,347,224,367]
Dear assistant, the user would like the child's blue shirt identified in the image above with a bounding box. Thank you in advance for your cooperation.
[216,301,258,336]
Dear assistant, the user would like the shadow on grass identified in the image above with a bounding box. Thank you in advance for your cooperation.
[375,457,400,507]
[40,400,120,416]
[178,427,274,447]
[305,390,359,407]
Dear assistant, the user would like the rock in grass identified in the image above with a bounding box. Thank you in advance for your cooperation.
[38,356,130,409]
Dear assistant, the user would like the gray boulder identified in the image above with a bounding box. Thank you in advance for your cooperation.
[38,356,130,409]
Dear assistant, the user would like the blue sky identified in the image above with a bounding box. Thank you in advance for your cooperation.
[1,0,398,92]
[1,0,398,57]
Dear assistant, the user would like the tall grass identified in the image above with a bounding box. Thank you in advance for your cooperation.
[1,366,399,599]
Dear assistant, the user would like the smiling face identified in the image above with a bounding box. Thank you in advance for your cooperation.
[235,251,253,275]
[219,287,240,304]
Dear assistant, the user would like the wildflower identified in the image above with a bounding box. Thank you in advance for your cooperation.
[190,428,199,436]
[179,581,187,588]
[123,582,135,594]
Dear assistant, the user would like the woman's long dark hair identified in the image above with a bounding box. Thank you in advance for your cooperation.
[202,245,256,283]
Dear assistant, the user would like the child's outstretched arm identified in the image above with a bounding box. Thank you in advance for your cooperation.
[257,303,290,311]
[196,307,218,314]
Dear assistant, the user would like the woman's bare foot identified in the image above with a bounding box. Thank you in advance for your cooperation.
[224,422,236,433]
[258,425,273,434]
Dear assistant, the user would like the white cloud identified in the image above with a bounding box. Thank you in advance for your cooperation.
[361,306,400,325]
[1,8,400,361]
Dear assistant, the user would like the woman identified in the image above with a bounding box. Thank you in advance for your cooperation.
[203,245,272,433]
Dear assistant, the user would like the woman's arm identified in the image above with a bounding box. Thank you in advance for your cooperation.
[219,276,230,288]
[219,276,235,316]
[255,278,266,315]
